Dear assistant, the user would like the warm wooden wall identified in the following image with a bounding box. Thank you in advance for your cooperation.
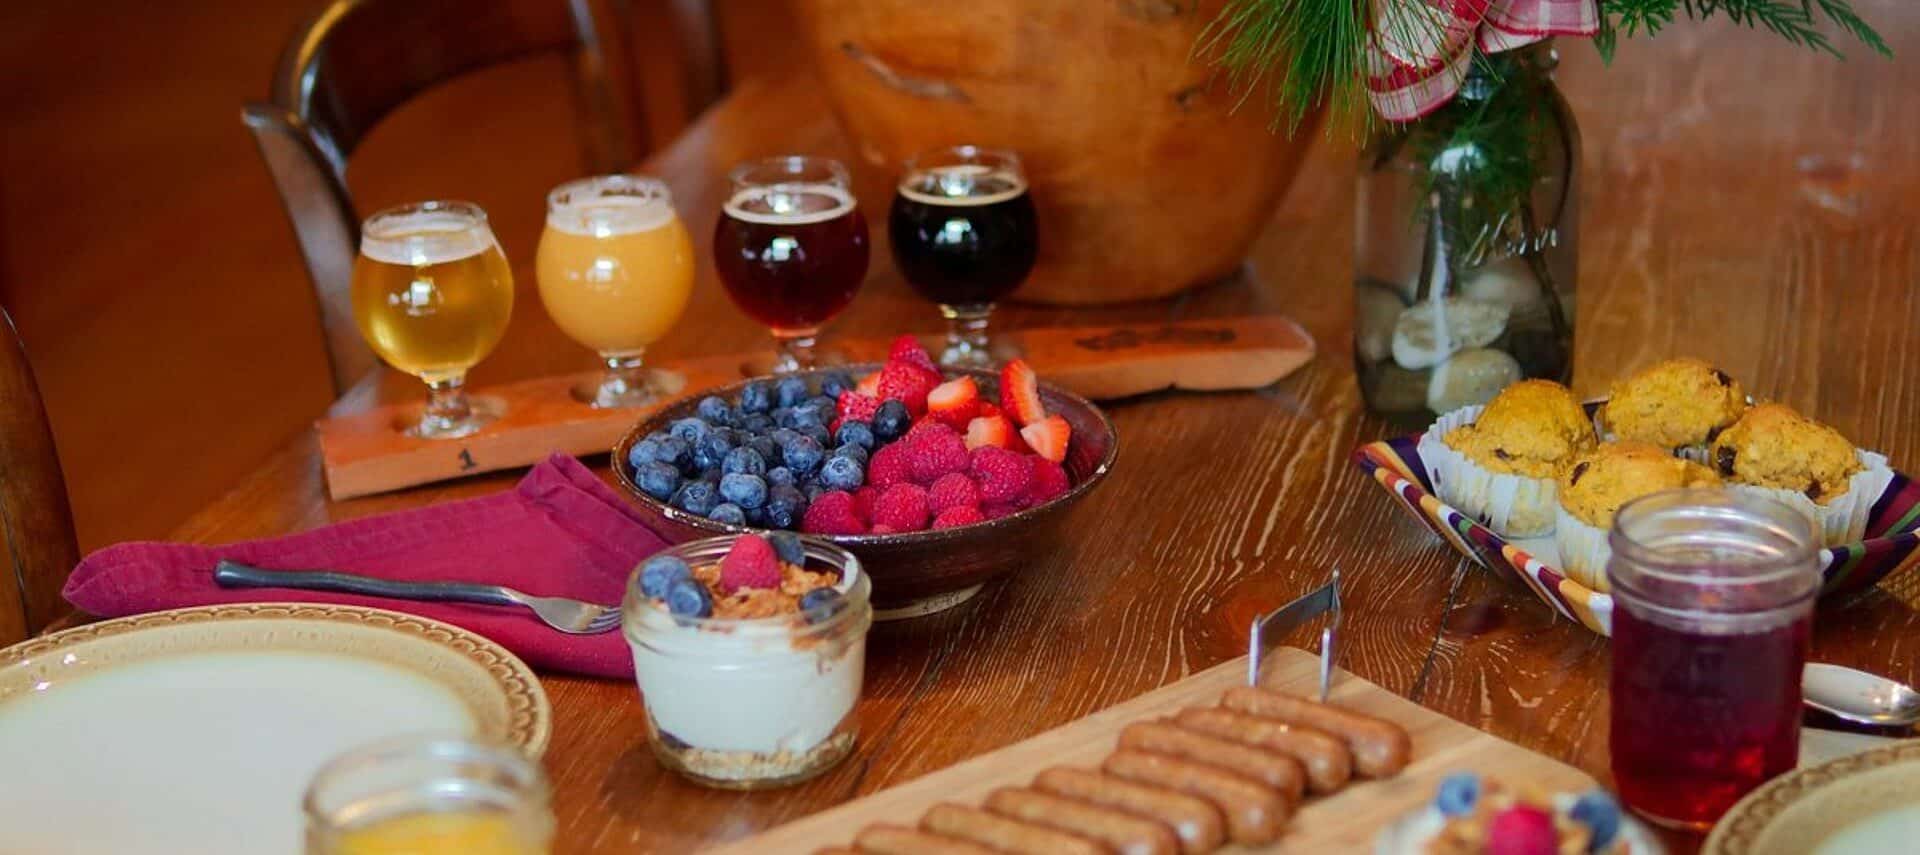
[0,0,799,552]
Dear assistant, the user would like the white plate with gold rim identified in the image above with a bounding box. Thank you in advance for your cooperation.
[1705,741,1920,855]
[0,604,549,855]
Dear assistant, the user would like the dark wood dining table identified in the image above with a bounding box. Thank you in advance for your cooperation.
[169,18,1920,853]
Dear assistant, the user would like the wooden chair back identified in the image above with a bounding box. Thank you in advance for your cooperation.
[0,306,79,645]
[242,0,721,394]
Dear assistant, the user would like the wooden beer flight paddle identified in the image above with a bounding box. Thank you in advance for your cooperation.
[315,315,1314,499]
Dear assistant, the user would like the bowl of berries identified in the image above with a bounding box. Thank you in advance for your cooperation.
[613,336,1118,618]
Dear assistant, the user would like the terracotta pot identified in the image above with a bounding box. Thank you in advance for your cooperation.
[790,1,1321,305]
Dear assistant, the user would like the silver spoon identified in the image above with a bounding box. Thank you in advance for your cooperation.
[1804,663,1920,727]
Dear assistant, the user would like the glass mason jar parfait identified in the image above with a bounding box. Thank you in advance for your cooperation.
[623,535,872,789]
[1353,42,1579,426]
[1607,489,1819,831]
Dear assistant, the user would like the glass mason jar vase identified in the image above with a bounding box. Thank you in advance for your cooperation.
[1354,42,1580,427]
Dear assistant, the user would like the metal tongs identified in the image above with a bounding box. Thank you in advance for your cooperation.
[1248,568,1342,700]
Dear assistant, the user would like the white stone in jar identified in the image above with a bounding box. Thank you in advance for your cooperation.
[1355,279,1409,364]
[1460,255,1544,315]
[1390,297,1510,369]
[1427,347,1522,413]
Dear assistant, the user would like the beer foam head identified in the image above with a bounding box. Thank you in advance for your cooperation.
[723,183,858,225]
[546,175,677,237]
[360,203,496,266]
[897,163,1027,207]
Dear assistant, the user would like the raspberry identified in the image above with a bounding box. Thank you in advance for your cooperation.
[801,490,866,535]
[866,443,913,488]
[852,485,883,523]
[928,472,980,513]
[906,417,950,439]
[902,425,970,484]
[877,361,941,416]
[870,523,900,535]
[1025,458,1070,505]
[1485,806,1558,855]
[718,534,781,593]
[932,505,986,529]
[835,391,880,424]
[871,482,931,531]
[888,334,941,375]
[969,446,1034,504]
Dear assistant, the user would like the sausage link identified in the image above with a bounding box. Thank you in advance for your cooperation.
[1119,720,1305,802]
[1034,766,1225,855]
[1101,749,1289,845]
[1173,707,1353,793]
[985,787,1180,855]
[1219,687,1412,777]
[854,824,998,855]
[921,803,1112,855]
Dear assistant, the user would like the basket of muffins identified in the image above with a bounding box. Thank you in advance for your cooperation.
[1353,357,1919,635]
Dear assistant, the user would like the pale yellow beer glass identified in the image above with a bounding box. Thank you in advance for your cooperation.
[536,175,694,407]
[350,200,514,438]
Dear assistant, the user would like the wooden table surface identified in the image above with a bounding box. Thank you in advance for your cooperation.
[170,16,1920,854]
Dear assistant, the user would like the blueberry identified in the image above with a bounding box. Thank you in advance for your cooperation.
[671,480,719,516]
[739,413,774,434]
[744,436,778,463]
[669,417,712,445]
[722,446,767,477]
[800,424,832,448]
[738,380,774,414]
[1569,791,1621,851]
[696,395,733,426]
[765,485,808,528]
[719,473,769,509]
[634,461,680,501]
[627,438,663,469]
[775,376,810,408]
[743,505,768,527]
[807,395,837,423]
[664,578,713,618]
[819,371,855,399]
[699,467,723,485]
[832,443,868,466]
[638,554,692,599]
[788,405,825,429]
[768,427,801,450]
[772,407,801,429]
[872,400,911,440]
[652,436,691,470]
[1434,772,1481,817]
[768,531,807,565]
[799,588,846,623]
[834,420,875,450]
[782,436,825,476]
[765,466,796,487]
[802,483,829,502]
[645,430,672,444]
[694,430,736,471]
[708,503,746,526]
[819,455,865,491]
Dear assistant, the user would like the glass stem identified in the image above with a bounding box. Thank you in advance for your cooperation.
[942,304,991,357]
[421,376,472,434]
[772,331,817,373]
[605,351,645,391]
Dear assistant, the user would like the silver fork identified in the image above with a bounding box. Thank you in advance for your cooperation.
[213,560,623,634]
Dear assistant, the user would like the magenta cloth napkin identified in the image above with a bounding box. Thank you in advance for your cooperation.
[63,454,665,679]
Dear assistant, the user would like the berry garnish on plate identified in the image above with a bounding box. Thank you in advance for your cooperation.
[1484,805,1558,855]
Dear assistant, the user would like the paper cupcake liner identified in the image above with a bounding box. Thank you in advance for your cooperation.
[1553,506,1611,592]
[1725,450,1895,547]
[1417,406,1560,538]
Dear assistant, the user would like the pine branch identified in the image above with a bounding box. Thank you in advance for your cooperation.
[1196,0,1374,133]
[1597,0,1891,60]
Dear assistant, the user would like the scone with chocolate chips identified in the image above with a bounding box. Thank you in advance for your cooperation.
[1554,442,1721,591]
[1597,357,1748,456]
[1704,403,1892,545]
[1419,380,1597,537]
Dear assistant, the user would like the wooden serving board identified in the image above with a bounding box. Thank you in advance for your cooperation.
[315,315,1313,499]
[706,647,1595,854]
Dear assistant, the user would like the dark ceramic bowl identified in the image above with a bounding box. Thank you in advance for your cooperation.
[612,364,1118,618]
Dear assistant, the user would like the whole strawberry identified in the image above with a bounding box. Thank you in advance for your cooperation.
[718,534,781,593]
[888,334,941,374]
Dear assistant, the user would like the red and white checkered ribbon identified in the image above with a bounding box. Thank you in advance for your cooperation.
[1365,0,1597,121]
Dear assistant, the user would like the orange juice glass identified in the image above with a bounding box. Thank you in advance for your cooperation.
[536,175,694,407]
[304,737,552,855]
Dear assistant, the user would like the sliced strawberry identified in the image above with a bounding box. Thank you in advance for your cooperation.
[878,361,941,416]
[888,334,940,374]
[975,401,1001,419]
[926,377,981,429]
[855,371,882,398]
[1019,415,1071,463]
[998,359,1046,426]
[964,414,1016,450]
